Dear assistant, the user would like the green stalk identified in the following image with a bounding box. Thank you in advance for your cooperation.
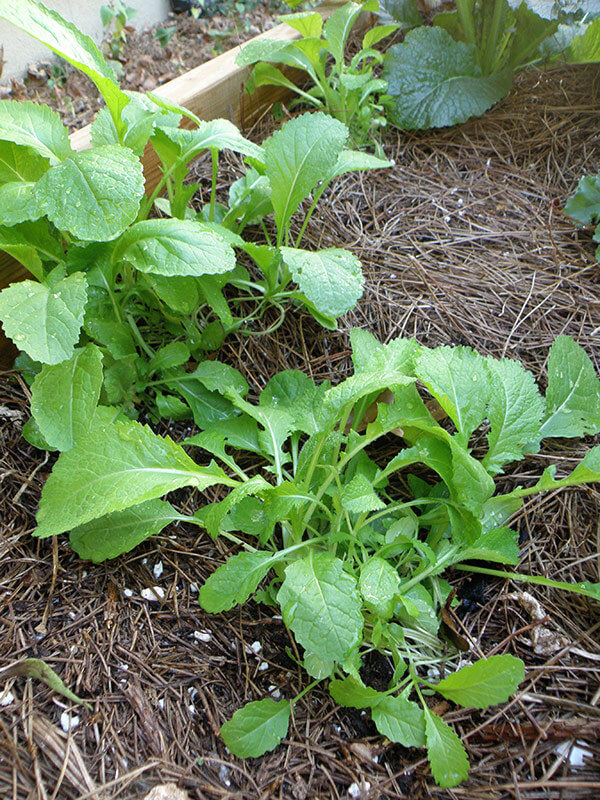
[483,0,506,73]
[456,0,477,46]
[209,147,218,223]
[453,563,600,601]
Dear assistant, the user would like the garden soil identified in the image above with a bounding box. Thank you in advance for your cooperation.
[1,27,600,800]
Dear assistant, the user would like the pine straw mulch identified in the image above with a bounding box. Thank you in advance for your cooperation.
[2,62,600,800]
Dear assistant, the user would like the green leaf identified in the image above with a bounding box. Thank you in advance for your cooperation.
[187,360,248,397]
[69,499,177,561]
[363,24,400,50]
[0,658,90,710]
[324,1,364,63]
[113,219,235,277]
[0,182,41,226]
[371,695,426,747]
[197,474,271,538]
[221,698,290,758]
[303,653,334,679]
[416,345,491,447]
[0,140,50,183]
[527,445,600,494]
[329,675,383,709]
[281,11,323,38]
[277,551,363,664]
[434,654,524,709]
[423,709,469,788]
[264,112,348,239]
[22,416,55,451]
[168,376,238,429]
[0,100,71,165]
[259,370,322,434]
[540,336,600,438]
[153,120,264,163]
[281,246,364,319]
[320,149,393,187]
[199,550,276,612]
[383,27,512,130]
[342,474,386,514]
[0,219,64,278]
[483,356,545,474]
[30,344,103,451]
[359,557,400,619]
[146,342,190,374]
[35,413,235,537]
[459,527,520,565]
[0,0,128,131]
[564,173,600,225]
[566,17,600,62]
[379,0,422,28]
[0,272,87,364]
[35,146,145,241]
[144,274,199,315]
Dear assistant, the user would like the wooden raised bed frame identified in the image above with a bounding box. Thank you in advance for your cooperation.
[0,0,371,365]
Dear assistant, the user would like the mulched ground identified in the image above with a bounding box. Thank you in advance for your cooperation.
[1,25,600,800]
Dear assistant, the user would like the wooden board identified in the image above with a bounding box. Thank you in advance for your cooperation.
[0,0,371,365]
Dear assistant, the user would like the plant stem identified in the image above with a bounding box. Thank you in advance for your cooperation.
[453,563,600,600]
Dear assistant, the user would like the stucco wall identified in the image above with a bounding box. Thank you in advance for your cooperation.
[0,0,171,83]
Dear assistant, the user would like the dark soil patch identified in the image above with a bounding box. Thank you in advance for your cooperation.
[1,32,600,800]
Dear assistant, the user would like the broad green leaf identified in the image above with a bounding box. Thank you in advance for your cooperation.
[264,112,348,238]
[458,527,520,565]
[199,550,277,612]
[0,272,87,364]
[187,360,248,397]
[224,496,271,540]
[69,499,177,561]
[248,62,323,108]
[0,141,50,183]
[153,120,264,163]
[281,11,323,38]
[540,336,600,438]
[186,415,262,454]
[198,474,271,538]
[359,557,399,618]
[505,3,558,70]
[564,173,600,225]
[146,342,190,374]
[424,709,469,788]
[113,219,235,277]
[30,344,103,451]
[303,653,334,679]
[383,27,512,130]
[35,146,145,241]
[221,698,290,758]
[416,345,491,448]
[329,675,383,709]
[154,392,190,421]
[526,445,600,494]
[225,392,293,469]
[324,2,364,63]
[350,329,420,374]
[281,246,364,319]
[0,182,41,225]
[236,37,307,69]
[483,356,544,474]
[277,551,363,663]
[0,100,71,164]
[0,219,64,279]
[566,16,600,62]
[35,413,236,537]
[434,654,524,709]
[371,696,426,747]
[320,149,393,188]
[379,0,422,28]
[342,474,386,513]
[144,274,199,315]
[0,0,128,131]
[22,416,55,451]
[450,444,496,516]
[166,376,238,429]
[397,583,439,635]
[363,24,400,50]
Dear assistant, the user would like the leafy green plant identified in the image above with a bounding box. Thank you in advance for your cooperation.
[32,330,600,785]
[381,0,600,130]
[0,0,390,428]
[100,0,137,61]
[236,0,401,151]
[154,25,178,48]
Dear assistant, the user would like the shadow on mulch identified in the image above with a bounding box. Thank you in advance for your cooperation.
[2,63,600,799]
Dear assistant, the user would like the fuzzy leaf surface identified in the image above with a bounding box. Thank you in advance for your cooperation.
[277,551,363,664]
[383,27,511,130]
[35,146,144,241]
[35,413,235,537]
[0,272,87,364]
[30,344,103,451]
[264,112,347,237]
[69,499,177,561]
[424,710,469,788]
[113,219,235,277]
[0,100,71,165]
[371,696,426,747]
[483,357,544,474]
[281,246,364,319]
[540,335,600,438]
[221,699,290,758]
[199,550,276,612]
[434,654,524,709]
